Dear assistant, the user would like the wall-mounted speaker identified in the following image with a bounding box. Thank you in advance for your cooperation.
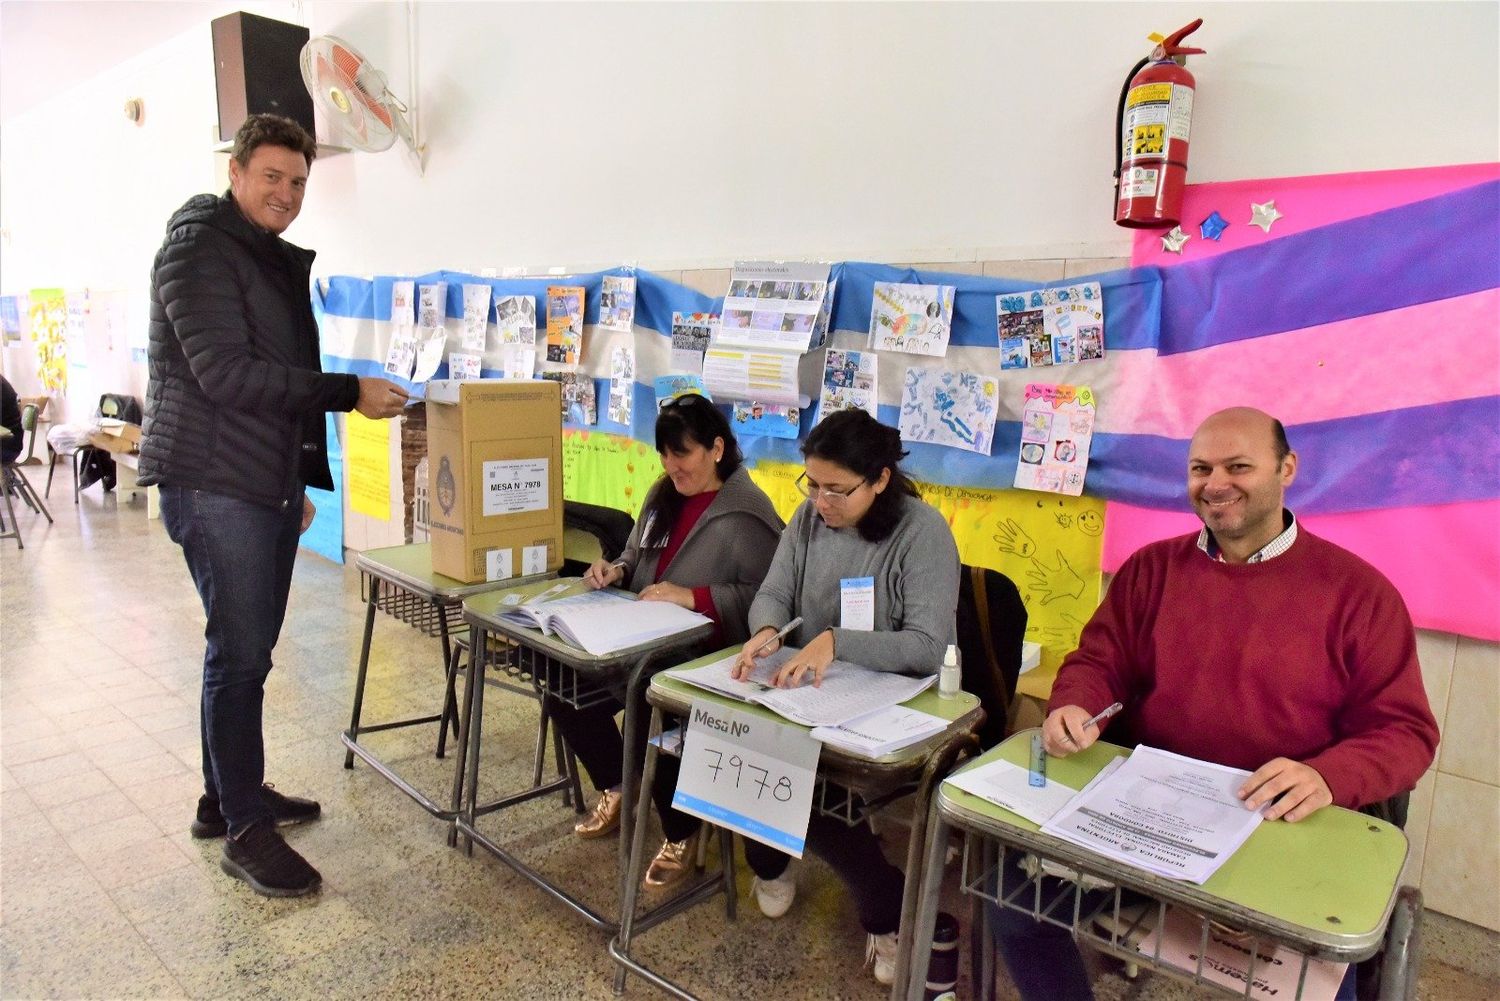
[211,12,315,143]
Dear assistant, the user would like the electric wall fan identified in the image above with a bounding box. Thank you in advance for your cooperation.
[300,34,426,174]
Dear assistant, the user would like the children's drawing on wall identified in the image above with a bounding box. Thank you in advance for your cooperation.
[654,374,710,410]
[815,348,878,425]
[542,371,597,425]
[899,368,999,455]
[496,294,537,345]
[461,284,491,351]
[669,312,716,373]
[545,285,585,366]
[0,296,23,345]
[608,345,634,426]
[448,352,482,380]
[417,282,447,331]
[1013,383,1096,496]
[997,281,1105,370]
[732,401,799,439]
[868,281,955,357]
[598,275,637,333]
[390,280,415,327]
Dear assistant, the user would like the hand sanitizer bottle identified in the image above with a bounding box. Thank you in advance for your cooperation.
[939,644,961,699]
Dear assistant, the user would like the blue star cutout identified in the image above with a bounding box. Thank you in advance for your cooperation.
[1199,211,1229,241]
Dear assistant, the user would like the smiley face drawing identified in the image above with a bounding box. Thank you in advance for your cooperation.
[1077,510,1103,537]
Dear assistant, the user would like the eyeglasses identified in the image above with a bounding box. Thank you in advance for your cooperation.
[660,393,708,410]
[795,472,866,505]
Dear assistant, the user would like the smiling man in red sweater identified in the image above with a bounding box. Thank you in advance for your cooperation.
[994,406,1439,1001]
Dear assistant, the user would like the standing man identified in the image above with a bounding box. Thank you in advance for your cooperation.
[990,406,1439,1001]
[140,114,409,897]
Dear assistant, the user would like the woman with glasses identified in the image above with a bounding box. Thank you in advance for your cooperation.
[732,407,960,985]
[546,394,784,888]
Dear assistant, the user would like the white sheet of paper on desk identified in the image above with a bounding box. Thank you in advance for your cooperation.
[1135,907,1348,1000]
[944,758,1082,825]
[1040,745,1262,884]
[809,705,948,758]
[673,650,936,728]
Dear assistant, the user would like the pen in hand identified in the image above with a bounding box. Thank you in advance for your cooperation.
[1062,701,1123,747]
[734,617,803,679]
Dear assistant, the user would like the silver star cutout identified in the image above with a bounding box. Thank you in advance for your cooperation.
[1161,226,1191,254]
[1249,200,1284,233]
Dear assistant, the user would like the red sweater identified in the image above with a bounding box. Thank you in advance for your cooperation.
[655,490,720,630]
[1051,530,1439,810]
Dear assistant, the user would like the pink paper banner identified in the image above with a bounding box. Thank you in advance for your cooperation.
[1133,162,1500,267]
[1102,500,1500,642]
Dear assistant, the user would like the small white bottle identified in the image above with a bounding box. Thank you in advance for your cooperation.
[939,644,961,699]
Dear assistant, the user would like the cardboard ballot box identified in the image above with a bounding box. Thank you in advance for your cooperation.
[425,379,565,584]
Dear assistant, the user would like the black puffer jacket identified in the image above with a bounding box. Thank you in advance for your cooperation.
[139,192,360,509]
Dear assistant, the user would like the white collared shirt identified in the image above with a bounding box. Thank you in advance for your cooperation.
[1196,510,1298,564]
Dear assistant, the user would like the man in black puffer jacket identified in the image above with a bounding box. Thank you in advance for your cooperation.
[141,114,409,898]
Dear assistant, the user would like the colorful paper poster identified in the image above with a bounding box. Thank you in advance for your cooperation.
[869,281,956,357]
[899,368,999,455]
[345,410,392,520]
[64,291,89,372]
[545,285,585,366]
[502,347,536,379]
[1,295,24,344]
[670,312,716,373]
[599,275,637,332]
[702,346,800,405]
[732,401,800,439]
[412,328,448,383]
[418,282,447,330]
[542,371,597,425]
[384,328,414,381]
[32,286,82,390]
[449,351,482,380]
[654,374,711,409]
[1014,383,1097,496]
[815,348,878,424]
[461,284,491,351]
[997,282,1105,370]
[391,280,415,327]
[608,345,634,425]
[717,261,829,353]
[495,294,537,345]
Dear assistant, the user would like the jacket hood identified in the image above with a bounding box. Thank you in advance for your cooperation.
[702,465,783,535]
[165,191,312,264]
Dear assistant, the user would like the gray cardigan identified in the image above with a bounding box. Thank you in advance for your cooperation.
[617,466,784,645]
[748,492,959,675]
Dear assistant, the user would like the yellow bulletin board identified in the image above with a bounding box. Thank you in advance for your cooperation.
[346,411,392,520]
[561,430,1103,673]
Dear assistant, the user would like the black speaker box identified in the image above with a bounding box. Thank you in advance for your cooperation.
[211,12,315,143]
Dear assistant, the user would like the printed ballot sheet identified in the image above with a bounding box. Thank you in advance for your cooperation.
[673,649,935,728]
[1135,907,1349,1000]
[1040,745,1263,884]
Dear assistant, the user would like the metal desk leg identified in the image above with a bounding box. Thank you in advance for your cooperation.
[978,838,997,1001]
[455,624,490,855]
[343,584,380,769]
[443,639,473,848]
[612,706,664,996]
[903,797,954,1001]
[1379,886,1423,1001]
[435,611,457,758]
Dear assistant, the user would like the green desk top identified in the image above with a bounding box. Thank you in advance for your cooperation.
[939,730,1408,953]
[651,648,983,775]
[462,578,715,671]
[355,543,553,602]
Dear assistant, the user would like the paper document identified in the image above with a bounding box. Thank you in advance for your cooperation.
[1136,907,1348,999]
[809,705,948,758]
[1040,745,1262,884]
[498,589,710,656]
[672,650,935,728]
[945,758,1085,825]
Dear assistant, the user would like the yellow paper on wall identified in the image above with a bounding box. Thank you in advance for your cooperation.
[346,411,391,521]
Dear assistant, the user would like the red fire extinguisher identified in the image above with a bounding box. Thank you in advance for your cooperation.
[1114,19,1205,229]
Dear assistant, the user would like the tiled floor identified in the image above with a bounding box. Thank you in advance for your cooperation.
[3,487,1498,1000]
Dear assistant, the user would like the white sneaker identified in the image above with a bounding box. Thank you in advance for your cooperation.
[750,864,797,918]
[866,931,899,986]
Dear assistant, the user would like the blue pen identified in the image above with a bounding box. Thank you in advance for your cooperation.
[1028,732,1047,788]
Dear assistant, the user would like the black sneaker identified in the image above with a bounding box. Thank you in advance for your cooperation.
[190,784,322,839]
[220,819,322,897]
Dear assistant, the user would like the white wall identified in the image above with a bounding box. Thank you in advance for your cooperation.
[2,0,1497,398]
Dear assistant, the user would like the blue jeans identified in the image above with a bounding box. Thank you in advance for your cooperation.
[987,853,1359,1001]
[160,485,302,834]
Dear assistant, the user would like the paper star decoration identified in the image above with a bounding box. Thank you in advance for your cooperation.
[1199,211,1229,241]
[1250,199,1284,233]
[1161,226,1191,254]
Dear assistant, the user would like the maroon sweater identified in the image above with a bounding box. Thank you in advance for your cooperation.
[1051,530,1439,810]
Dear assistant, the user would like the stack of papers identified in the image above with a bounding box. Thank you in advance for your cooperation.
[947,745,1263,884]
[673,649,935,728]
[498,589,711,657]
[809,705,949,758]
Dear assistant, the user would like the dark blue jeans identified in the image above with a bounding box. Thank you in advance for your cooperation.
[987,852,1358,1001]
[160,485,301,834]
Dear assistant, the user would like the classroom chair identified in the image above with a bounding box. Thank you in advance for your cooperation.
[1,404,54,549]
[955,564,1028,748]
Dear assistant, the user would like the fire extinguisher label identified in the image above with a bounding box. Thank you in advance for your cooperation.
[1168,85,1194,143]
[1127,83,1173,107]
[1120,167,1160,198]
